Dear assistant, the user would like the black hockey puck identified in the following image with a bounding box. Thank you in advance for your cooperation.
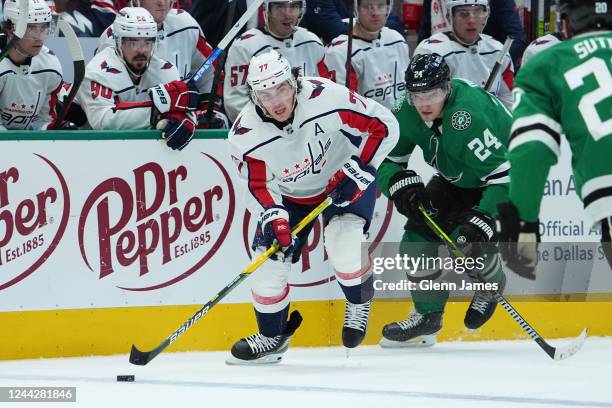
[116,375,135,382]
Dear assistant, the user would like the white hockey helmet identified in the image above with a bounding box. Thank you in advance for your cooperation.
[263,0,306,27]
[3,0,53,27]
[445,0,489,17]
[247,50,297,115]
[112,7,157,53]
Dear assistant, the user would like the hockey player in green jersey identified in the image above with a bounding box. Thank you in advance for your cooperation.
[497,0,612,279]
[378,53,510,347]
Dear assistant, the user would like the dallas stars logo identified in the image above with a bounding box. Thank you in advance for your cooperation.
[451,110,471,131]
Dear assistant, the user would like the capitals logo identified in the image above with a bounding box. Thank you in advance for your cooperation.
[308,79,325,99]
[100,61,121,74]
[231,117,252,135]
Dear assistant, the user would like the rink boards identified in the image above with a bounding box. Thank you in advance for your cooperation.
[0,131,610,359]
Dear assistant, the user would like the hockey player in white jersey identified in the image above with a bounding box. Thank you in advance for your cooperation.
[227,50,399,364]
[223,0,326,123]
[521,32,563,66]
[77,7,199,150]
[323,0,409,110]
[0,0,74,130]
[413,0,514,109]
[97,0,215,96]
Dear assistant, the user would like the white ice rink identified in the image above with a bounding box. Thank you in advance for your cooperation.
[1,337,611,408]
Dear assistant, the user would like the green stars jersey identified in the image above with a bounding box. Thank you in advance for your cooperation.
[378,79,512,217]
[509,31,612,224]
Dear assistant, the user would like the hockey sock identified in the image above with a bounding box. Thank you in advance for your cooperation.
[338,274,374,304]
[255,305,289,337]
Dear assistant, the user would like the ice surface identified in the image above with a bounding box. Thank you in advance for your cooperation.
[1,338,611,408]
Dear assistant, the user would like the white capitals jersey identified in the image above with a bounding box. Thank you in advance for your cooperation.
[98,9,214,93]
[76,46,181,130]
[223,27,325,123]
[228,77,399,215]
[324,27,410,110]
[414,31,514,109]
[521,33,562,66]
[0,47,63,130]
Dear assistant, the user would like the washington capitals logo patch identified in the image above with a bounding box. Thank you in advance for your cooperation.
[100,61,121,74]
[232,117,252,135]
[308,80,325,99]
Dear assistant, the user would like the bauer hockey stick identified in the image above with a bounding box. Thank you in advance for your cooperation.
[484,36,514,92]
[55,19,85,126]
[129,197,333,365]
[189,0,264,84]
[417,205,588,361]
[0,0,30,63]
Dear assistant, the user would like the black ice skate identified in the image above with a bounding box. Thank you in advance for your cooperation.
[342,300,371,348]
[464,274,506,330]
[380,310,442,348]
[226,310,302,365]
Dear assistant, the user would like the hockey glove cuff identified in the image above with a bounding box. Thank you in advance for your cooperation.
[149,79,199,114]
[325,156,376,207]
[388,170,436,220]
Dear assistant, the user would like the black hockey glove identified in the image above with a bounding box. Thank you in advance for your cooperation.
[453,209,497,262]
[388,170,436,220]
[49,121,78,130]
[496,202,540,280]
[156,111,196,151]
[601,217,612,270]
[196,110,229,129]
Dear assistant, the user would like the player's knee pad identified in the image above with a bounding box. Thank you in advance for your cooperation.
[324,213,371,287]
[250,250,291,314]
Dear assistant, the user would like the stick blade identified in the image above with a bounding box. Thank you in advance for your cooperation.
[553,328,588,361]
[129,344,154,366]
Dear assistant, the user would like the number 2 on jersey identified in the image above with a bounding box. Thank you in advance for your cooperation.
[468,128,502,161]
[563,57,612,141]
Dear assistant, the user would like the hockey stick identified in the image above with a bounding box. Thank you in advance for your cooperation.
[55,19,85,126]
[484,36,513,92]
[0,0,30,63]
[129,197,333,365]
[345,0,355,89]
[417,205,588,361]
[189,0,263,84]
[204,0,238,122]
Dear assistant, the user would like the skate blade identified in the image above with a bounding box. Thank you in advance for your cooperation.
[379,334,437,348]
[225,353,284,365]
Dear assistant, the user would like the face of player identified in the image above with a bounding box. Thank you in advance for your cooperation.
[256,81,295,122]
[266,2,302,38]
[357,0,389,33]
[121,37,156,74]
[15,23,52,57]
[451,5,488,44]
[138,0,173,25]
[410,86,449,122]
